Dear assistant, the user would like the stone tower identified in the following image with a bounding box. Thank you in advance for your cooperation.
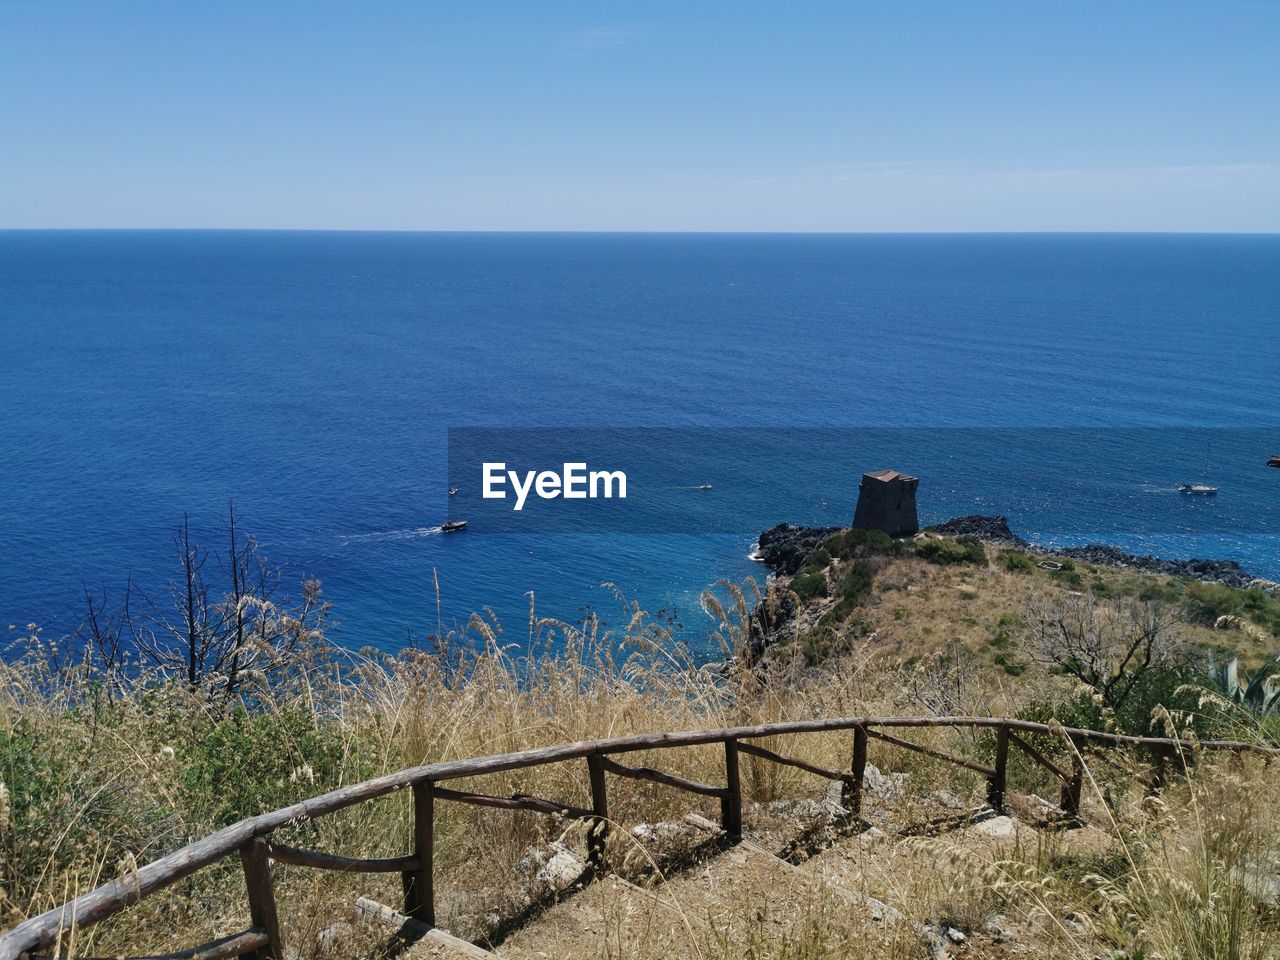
[852,469,919,537]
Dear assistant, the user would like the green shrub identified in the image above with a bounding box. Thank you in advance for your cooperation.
[999,550,1036,573]
[813,561,876,627]
[180,706,352,826]
[803,548,832,570]
[0,718,153,907]
[1182,581,1280,634]
[823,528,894,561]
[1092,577,1118,598]
[1137,580,1184,604]
[1184,581,1245,622]
[1,721,70,888]
[916,536,987,566]
[789,570,828,602]
[993,652,1026,676]
[988,612,1020,651]
[1033,660,1217,739]
[837,562,874,604]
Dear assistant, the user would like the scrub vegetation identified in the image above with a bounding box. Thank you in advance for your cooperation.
[3,517,1280,959]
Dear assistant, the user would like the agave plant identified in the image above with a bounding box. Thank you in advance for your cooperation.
[1205,654,1280,715]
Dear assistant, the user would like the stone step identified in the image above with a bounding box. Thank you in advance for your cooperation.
[496,830,910,960]
[355,897,502,959]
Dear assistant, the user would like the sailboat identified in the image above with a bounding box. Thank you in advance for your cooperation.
[1179,445,1218,496]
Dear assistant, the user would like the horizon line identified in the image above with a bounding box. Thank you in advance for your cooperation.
[2,227,1278,237]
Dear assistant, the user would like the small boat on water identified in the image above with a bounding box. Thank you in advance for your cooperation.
[1180,445,1218,496]
[1178,483,1218,496]
[1269,456,1280,469]
[440,520,468,533]
[449,487,459,495]
[697,483,713,490]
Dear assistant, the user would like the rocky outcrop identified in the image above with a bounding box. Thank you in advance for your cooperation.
[920,516,1263,588]
[1055,544,1258,590]
[755,523,841,575]
[923,515,1029,547]
[757,515,1265,590]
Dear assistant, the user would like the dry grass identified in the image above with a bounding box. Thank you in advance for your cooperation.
[3,554,1280,960]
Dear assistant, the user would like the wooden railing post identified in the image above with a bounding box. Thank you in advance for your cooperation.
[845,724,868,819]
[403,781,435,927]
[1061,737,1084,818]
[240,837,284,960]
[721,739,742,837]
[987,725,1009,814]
[587,754,609,870]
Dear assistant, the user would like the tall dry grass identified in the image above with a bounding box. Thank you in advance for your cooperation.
[4,572,1280,960]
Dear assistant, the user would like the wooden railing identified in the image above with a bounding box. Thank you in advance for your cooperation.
[3,716,1274,960]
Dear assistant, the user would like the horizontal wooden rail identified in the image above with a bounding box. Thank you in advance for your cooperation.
[3,715,1272,960]
[865,728,997,778]
[597,755,727,798]
[265,842,418,874]
[431,786,595,820]
[737,740,850,783]
[1008,731,1071,783]
[31,929,269,960]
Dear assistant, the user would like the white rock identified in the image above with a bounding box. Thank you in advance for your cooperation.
[535,848,583,888]
[862,763,907,798]
[857,825,886,843]
[946,926,967,944]
[971,815,1016,838]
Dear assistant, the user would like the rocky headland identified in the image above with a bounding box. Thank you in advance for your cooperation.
[757,514,1272,591]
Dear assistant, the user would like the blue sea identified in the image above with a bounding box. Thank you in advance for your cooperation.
[1,232,1277,655]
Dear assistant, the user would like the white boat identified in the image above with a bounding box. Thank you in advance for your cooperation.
[1178,483,1218,496]
[441,520,468,532]
[1180,445,1218,495]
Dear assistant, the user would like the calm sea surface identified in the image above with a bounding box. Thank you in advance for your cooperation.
[1,232,1277,654]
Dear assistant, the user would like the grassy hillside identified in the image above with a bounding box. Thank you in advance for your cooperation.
[3,531,1280,959]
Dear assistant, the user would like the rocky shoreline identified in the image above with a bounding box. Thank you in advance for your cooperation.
[757,515,1273,591]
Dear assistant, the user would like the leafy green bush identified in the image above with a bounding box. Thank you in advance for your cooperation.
[1033,660,1217,739]
[0,717,155,909]
[1184,581,1246,622]
[993,652,1026,676]
[837,562,874,604]
[180,706,352,826]
[915,536,987,566]
[789,570,828,602]
[1137,580,1184,604]
[1,721,69,886]
[999,550,1036,573]
[1183,581,1280,633]
[823,528,895,561]
[804,548,832,569]
[813,561,877,628]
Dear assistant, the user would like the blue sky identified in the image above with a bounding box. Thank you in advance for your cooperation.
[1,1,1277,231]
